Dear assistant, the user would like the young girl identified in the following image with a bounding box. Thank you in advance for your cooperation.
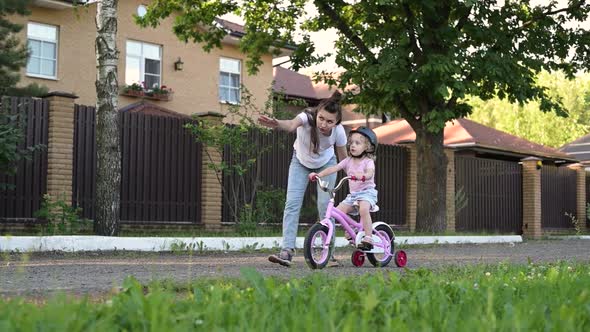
[308,127,378,250]
[258,92,347,267]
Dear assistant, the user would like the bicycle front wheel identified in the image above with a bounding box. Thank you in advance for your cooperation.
[303,223,332,269]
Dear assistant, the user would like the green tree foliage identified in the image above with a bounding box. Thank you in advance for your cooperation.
[469,71,590,148]
[136,0,590,232]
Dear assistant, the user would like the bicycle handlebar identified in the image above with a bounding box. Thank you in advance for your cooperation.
[314,175,351,193]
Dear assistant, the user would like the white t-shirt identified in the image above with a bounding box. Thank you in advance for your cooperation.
[294,112,347,169]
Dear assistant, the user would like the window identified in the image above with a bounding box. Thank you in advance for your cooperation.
[219,58,241,104]
[26,22,58,79]
[125,40,161,89]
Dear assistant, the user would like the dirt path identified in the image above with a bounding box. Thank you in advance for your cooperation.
[0,239,588,297]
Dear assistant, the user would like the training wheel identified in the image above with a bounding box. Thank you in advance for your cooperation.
[351,250,365,267]
[394,250,407,267]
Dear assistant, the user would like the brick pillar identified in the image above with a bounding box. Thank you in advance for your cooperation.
[445,148,456,233]
[405,144,417,232]
[568,163,587,232]
[521,157,542,239]
[44,92,77,205]
[196,112,224,230]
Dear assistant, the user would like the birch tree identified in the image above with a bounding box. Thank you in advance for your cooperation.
[94,0,120,235]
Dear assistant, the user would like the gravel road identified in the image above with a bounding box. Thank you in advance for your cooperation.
[0,239,588,297]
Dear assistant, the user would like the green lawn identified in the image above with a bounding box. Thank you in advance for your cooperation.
[1,261,589,331]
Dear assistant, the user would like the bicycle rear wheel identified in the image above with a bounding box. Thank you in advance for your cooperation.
[303,223,332,269]
[367,224,394,267]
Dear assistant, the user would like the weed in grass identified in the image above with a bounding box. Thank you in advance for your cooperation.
[565,211,582,235]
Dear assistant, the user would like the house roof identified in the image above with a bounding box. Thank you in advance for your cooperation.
[119,101,191,119]
[214,18,246,37]
[273,66,319,100]
[373,118,577,162]
[273,66,382,127]
[559,133,590,163]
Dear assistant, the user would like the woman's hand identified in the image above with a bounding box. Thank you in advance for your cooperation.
[258,115,279,129]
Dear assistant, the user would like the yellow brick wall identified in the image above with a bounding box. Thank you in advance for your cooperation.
[12,0,274,119]
[405,145,417,232]
[569,164,587,231]
[45,92,77,205]
[445,148,455,233]
[196,112,224,229]
[522,158,542,239]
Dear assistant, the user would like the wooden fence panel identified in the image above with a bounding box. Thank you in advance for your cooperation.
[541,165,576,229]
[73,107,202,224]
[0,97,48,221]
[73,104,96,220]
[455,156,522,233]
[222,129,408,227]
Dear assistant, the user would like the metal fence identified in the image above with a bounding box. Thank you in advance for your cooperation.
[73,106,202,224]
[541,164,576,229]
[0,97,48,221]
[455,156,522,233]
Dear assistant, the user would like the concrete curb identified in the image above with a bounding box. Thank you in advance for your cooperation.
[0,235,523,252]
[548,235,590,240]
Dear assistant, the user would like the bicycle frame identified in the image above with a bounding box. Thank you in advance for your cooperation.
[315,177,392,257]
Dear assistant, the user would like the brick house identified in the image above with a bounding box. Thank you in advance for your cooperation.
[12,0,292,117]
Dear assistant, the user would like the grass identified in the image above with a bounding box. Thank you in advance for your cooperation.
[0,261,589,331]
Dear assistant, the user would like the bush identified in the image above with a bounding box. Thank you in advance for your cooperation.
[33,194,91,235]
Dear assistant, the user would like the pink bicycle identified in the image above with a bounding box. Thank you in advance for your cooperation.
[303,175,407,269]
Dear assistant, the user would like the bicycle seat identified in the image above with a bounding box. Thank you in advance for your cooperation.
[349,202,379,215]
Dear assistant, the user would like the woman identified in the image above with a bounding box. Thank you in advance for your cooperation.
[258,91,347,267]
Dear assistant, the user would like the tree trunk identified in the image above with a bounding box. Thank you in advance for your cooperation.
[414,126,447,233]
[94,0,120,236]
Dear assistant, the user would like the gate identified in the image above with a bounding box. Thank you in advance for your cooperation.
[455,156,522,233]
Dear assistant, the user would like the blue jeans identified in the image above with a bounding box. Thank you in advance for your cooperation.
[282,152,337,250]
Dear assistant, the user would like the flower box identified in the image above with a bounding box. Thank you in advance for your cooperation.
[120,84,173,101]
[145,91,173,101]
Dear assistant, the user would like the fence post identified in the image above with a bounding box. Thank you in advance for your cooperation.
[568,163,587,232]
[445,148,456,233]
[521,157,542,239]
[43,91,78,206]
[195,111,224,230]
[404,144,417,232]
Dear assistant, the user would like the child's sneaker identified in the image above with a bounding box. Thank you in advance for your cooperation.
[268,249,293,267]
[357,236,373,251]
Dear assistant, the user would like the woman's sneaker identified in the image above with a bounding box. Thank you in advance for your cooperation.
[268,249,293,267]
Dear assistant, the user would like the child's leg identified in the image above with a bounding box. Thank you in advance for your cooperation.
[336,203,354,214]
[358,200,373,246]
[336,203,355,242]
